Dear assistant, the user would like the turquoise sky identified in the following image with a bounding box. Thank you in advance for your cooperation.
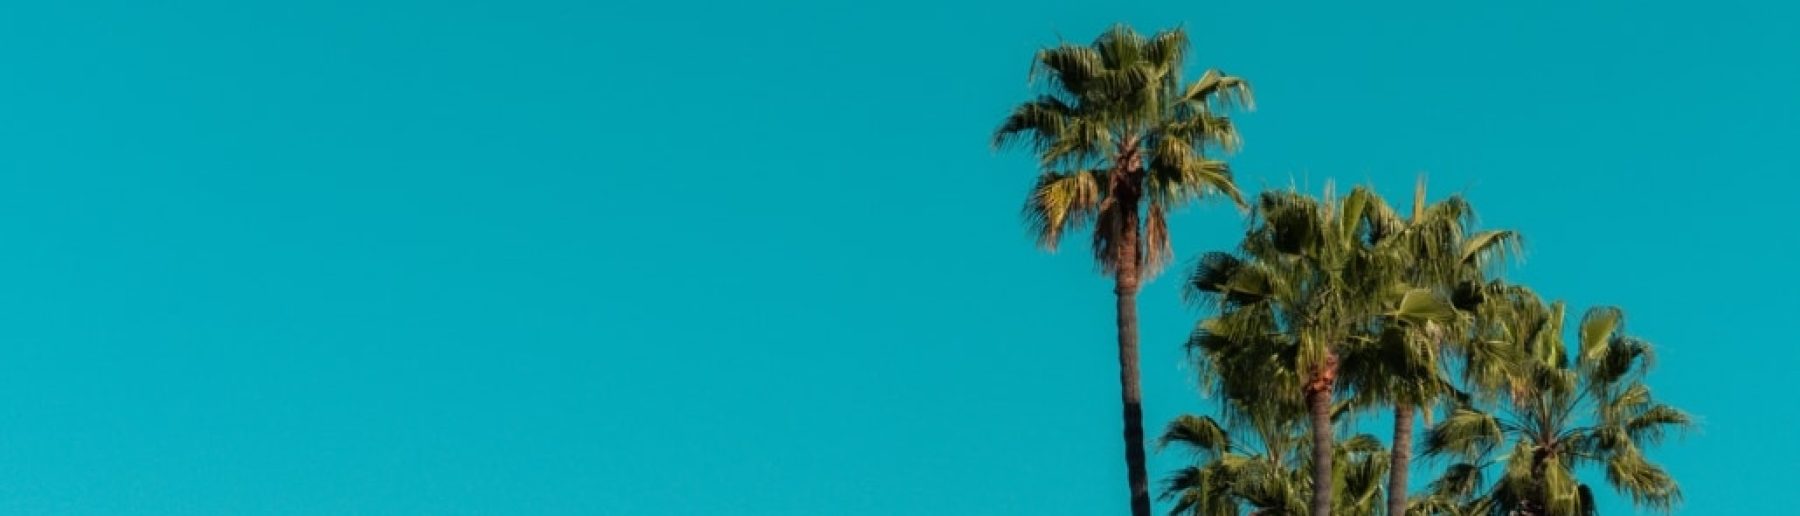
[0,0,1790,514]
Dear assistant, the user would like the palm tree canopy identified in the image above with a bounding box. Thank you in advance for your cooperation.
[1160,402,1390,516]
[1186,185,1454,389]
[994,24,1251,277]
[1417,302,1692,515]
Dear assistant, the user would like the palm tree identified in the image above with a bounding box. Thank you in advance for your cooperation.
[1336,180,1521,516]
[1160,401,1389,516]
[1417,300,1691,515]
[992,24,1252,516]
[1187,185,1434,516]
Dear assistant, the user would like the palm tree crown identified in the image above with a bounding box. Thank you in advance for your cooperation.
[994,24,1251,276]
[1416,300,1691,516]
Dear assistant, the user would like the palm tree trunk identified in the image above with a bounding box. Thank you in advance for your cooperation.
[1392,176,1423,516]
[1115,277,1151,516]
[1387,404,1414,516]
[1306,355,1338,516]
[1113,207,1152,516]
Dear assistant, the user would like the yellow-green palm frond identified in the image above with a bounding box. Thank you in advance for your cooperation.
[1576,306,1625,369]
[1147,135,1245,210]
[1161,414,1233,457]
[1021,169,1103,251]
[1162,462,1245,516]
[1422,408,1505,463]
[1143,200,1173,277]
[1603,447,1681,512]
[1623,402,1692,446]
[1142,28,1190,81]
[1456,229,1520,272]
[992,95,1074,150]
[1184,69,1255,114]
[1029,45,1106,97]
[992,97,1113,169]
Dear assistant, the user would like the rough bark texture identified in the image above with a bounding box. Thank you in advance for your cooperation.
[1305,355,1338,516]
[1387,404,1415,516]
[1113,189,1151,516]
[1115,278,1150,516]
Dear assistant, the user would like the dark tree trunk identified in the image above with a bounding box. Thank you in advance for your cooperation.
[1114,197,1152,516]
[1306,355,1338,516]
[1115,278,1150,516]
[1387,404,1414,516]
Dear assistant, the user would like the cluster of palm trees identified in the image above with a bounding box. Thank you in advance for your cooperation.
[993,25,1689,516]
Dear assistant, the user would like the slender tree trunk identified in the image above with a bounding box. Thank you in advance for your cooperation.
[1306,354,1338,516]
[1113,195,1152,516]
[1115,276,1151,516]
[1387,404,1414,516]
[1393,178,1425,516]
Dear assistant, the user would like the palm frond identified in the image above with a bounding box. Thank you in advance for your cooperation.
[992,95,1075,150]
[1144,200,1173,277]
[1184,69,1255,113]
[1162,414,1233,456]
[1604,449,1682,512]
[1021,169,1103,251]
[1422,408,1503,462]
[1624,403,1692,445]
[1029,45,1105,96]
[1576,306,1624,368]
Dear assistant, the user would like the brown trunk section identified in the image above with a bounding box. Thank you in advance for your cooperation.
[1115,279,1150,516]
[1306,354,1338,516]
[1113,182,1151,516]
[1387,404,1414,516]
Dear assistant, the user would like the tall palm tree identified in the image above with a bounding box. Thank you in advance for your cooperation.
[1417,300,1691,515]
[1187,185,1439,516]
[1337,180,1521,516]
[993,24,1252,516]
[1160,400,1389,516]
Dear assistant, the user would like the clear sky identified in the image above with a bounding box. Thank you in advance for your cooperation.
[0,0,1789,514]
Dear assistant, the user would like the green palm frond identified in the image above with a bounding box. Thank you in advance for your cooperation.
[1162,415,1233,456]
[1422,408,1503,462]
[1029,45,1106,96]
[991,95,1076,150]
[1020,169,1102,250]
[1623,403,1691,445]
[1455,230,1520,272]
[1183,69,1255,113]
[1144,200,1173,276]
[1576,306,1624,369]
[1603,448,1681,511]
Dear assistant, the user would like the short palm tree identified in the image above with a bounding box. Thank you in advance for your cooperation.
[1187,185,1438,516]
[1160,402,1389,516]
[993,24,1252,516]
[1416,300,1691,515]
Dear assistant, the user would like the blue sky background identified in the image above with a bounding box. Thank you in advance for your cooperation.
[0,0,1790,514]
